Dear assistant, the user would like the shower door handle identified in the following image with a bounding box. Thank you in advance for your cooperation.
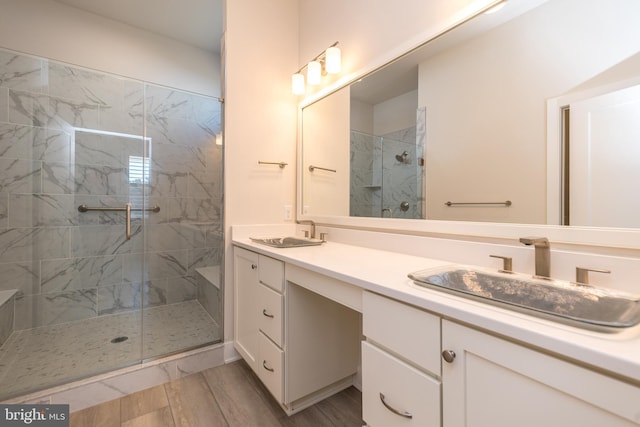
[78,204,161,241]
[125,203,131,240]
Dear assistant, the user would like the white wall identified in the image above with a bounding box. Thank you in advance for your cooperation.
[223,0,299,344]
[373,90,418,136]
[302,87,350,216]
[350,98,373,134]
[0,0,220,96]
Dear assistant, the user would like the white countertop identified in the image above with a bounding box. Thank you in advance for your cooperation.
[233,237,640,384]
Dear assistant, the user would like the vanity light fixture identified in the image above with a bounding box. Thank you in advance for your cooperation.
[291,41,340,95]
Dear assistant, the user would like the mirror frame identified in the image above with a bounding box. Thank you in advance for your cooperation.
[296,0,640,250]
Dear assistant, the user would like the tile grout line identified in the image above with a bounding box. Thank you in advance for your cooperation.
[200,371,231,427]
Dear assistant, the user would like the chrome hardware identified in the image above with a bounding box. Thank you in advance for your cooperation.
[400,201,410,212]
[262,361,274,372]
[262,309,274,318]
[519,236,550,278]
[379,393,413,419]
[78,204,160,213]
[445,200,512,206]
[395,151,409,163]
[303,230,309,238]
[251,264,257,270]
[576,267,611,285]
[308,165,337,173]
[490,255,513,273]
[125,203,131,240]
[296,220,316,239]
[77,204,160,241]
[320,232,328,242]
[442,350,456,363]
[258,161,287,169]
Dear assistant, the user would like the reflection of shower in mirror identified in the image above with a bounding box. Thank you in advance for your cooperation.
[395,151,409,163]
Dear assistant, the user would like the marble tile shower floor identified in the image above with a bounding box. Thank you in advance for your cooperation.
[0,300,221,401]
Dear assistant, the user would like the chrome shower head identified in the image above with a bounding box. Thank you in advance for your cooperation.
[395,151,409,162]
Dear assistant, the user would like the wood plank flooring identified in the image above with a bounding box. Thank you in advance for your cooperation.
[70,360,363,427]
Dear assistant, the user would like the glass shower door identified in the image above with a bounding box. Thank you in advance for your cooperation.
[0,48,148,399]
[140,85,223,360]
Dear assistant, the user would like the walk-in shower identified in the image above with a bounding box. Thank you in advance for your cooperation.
[0,47,224,400]
[350,128,424,219]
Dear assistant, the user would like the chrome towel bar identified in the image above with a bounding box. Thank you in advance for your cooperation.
[308,165,337,173]
[445,200,512,206]
[77,204,161,240]
[258,161,288,168]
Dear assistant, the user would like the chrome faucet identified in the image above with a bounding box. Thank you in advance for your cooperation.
[519,236,550,278]
[296,220,316,239]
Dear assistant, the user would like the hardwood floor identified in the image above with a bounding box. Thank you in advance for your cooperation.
[70,360,363,427]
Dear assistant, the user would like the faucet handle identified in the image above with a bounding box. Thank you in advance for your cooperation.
[490,255,513,273]
[320,232,328,242]
[575,267,611,285]
[303,230,309,238]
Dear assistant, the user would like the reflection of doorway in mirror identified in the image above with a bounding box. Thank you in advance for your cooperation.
[566,84,640,227]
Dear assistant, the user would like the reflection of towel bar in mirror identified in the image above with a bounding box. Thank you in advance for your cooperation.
[309,165,337,173]
[78,204,161,241]
[445,201,512,207]
[258,161,288,169]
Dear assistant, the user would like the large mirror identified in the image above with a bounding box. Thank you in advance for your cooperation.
[301,0,640,228]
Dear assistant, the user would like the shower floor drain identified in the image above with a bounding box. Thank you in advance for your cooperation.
[110,336,129,344]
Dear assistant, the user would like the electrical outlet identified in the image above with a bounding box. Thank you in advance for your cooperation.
[283,205,292,220]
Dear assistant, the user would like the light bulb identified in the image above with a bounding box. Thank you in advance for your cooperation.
[307,60,322,85]
[325,46,341,74]
[292,73,305,95]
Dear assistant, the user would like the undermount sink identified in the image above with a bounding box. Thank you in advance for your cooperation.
[409,266,640,332]
[250,236,324,248]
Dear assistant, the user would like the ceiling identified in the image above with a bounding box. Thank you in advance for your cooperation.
[53,0,223,53]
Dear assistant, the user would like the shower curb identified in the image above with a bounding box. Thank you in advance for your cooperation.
[2,341,238,412]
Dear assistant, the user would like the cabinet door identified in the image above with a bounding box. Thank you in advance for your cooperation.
[442,320,640,427]
[362,341,441,427]
[234,248,259,371]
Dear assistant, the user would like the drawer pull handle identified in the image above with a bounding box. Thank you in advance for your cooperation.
[262,309,275,318]
[379,393,413,419]
[251,264,257,270]
[442,350,456,363]
[262,360,275,372]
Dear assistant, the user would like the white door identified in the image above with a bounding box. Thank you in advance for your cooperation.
[570,84,640,227]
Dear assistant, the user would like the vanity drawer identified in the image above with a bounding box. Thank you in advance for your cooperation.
[259,255,284,292]
[362,341,441,427]
[258,331,284,403]
[256,282,283,346]
[363,291,441,375]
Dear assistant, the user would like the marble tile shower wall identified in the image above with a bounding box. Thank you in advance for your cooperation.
[0,48,223,330]
[350,127,423,219]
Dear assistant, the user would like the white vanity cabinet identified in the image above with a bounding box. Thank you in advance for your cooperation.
[233,246,360,414]
[441,320,640,427]
[233,247,285,401]
[362,291,442,427]
[234,247,261,370]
